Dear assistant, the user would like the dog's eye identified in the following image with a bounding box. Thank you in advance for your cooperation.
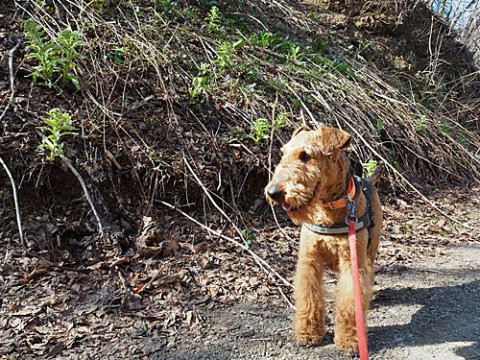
[299,151,311,163]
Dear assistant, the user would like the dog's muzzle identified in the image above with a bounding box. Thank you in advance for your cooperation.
[266,185,285,203]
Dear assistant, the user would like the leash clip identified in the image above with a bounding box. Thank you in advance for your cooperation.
[345,195,358,225]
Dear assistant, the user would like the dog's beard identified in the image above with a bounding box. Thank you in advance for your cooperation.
[283,181,319,213]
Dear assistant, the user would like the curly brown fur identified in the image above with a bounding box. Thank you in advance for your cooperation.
[265,126,383,355]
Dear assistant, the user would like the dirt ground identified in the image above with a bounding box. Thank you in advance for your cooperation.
[2,188,480,360]
[156,226,480,360]
[157,244,480,360]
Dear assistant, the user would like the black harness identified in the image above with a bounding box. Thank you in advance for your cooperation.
[304,176,376,246]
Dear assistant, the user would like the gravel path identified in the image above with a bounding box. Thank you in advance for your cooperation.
[156,244,480,360]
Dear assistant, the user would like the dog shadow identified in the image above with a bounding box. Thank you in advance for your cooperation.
[369,276,480,358]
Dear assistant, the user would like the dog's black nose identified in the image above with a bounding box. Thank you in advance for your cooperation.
[267,186,285,202]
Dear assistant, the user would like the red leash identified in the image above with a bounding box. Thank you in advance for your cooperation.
[348,218,369,359]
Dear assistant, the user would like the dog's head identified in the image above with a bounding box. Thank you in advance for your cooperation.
[265,125,351,220]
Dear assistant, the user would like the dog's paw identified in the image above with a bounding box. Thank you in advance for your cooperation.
[334,338,359,356]
[295,333,323,347]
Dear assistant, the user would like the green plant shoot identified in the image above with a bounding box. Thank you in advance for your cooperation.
[249,114,286,143]
[56,29,85,89]
[24,20,85,90]
[38,109,77,161]
[205,6,222,33]
[362,160,378,178]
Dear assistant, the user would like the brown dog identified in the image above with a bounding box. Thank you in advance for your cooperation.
[265,125,382,355]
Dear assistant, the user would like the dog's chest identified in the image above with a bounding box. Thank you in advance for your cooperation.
[302,231,347,271]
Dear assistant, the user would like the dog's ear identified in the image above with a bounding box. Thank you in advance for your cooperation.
[319,127,352,156]
[291,124,311,139]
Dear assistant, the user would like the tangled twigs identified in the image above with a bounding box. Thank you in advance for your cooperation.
[0,156,25,249]
[343,121,475,230]
[160,200,293,289]
[0,40,20,122]
[183,155,249,246]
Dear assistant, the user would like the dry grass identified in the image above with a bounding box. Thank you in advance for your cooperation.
[8,0,480,231]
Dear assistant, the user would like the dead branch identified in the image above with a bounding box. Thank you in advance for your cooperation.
[60,155,105,240]
[0,156,25,249]
[0,40,20,122]
[160,200,293,289]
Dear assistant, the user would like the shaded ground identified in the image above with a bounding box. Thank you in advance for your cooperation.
[157,248,480,360]
[1,189,480,359]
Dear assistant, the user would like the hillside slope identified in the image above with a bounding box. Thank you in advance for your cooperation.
[1,1,480,235]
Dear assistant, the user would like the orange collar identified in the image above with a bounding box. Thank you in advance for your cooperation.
[319,176,356,210]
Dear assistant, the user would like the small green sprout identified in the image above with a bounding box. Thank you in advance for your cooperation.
[24,19,84,90]
[205,6,222,33]
[415,115,427,132]
[38,109,76,161]
[362,160,378,178]
[249,114,287,144]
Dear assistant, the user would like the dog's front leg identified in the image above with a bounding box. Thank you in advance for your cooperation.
[293,233,325,346]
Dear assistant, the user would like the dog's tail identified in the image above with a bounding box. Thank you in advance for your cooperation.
[366,162,383,186]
